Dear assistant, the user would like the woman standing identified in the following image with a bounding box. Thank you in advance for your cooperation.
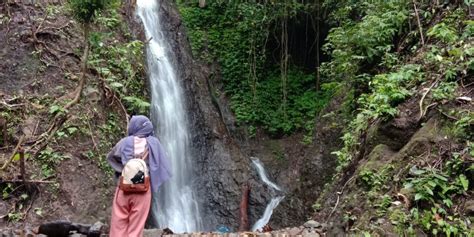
[107,115,171,236]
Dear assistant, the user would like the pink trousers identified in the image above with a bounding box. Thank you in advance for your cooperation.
[109,187,152,237]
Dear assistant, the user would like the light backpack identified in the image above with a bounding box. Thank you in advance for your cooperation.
[119,149,150,193]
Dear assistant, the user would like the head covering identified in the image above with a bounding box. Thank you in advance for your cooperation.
[120,115,172,192]
[127,115,155,137]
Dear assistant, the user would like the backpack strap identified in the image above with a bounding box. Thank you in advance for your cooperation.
[140,148,149,161]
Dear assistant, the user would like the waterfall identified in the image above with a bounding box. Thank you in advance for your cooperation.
[136,0,202,232]
[251,158,285,232]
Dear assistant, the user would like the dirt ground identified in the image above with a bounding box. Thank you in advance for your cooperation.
[0,1,121,229]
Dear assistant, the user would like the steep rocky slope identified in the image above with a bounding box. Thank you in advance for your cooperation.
[0,0,270,231]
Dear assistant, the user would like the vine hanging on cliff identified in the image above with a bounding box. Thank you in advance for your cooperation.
[280,0,289,118]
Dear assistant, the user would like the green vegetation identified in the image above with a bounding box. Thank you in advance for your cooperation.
[0,0,147,225]
[178,1,336,135]
[180,2,472,234]
[89,9,149,115]
[86,5,147,172]
[390,150,472,236]
[37,147,68,179]
[358,164,394,192]
[1,0,472,232]
[69,0,112,24]
[331,5,472,171]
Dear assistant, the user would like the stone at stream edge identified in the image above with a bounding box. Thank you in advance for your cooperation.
[465,199,474,215]
[303,220,321,228]
[287,227,303,236]
[143,229,164,237]
[302,233,320,237]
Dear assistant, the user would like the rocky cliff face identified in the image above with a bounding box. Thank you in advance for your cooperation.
[125,1,273,231]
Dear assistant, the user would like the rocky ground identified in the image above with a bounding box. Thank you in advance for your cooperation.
[0,220,334,237]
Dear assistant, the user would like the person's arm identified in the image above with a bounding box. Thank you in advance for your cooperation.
[107,140,124,173]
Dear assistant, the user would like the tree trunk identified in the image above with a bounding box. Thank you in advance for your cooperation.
[64,23,90,110]
[238,183,250,231]
[0,117,6,146]
[315,0,321,91]
[199,0,206,8]
[280,4,288,118]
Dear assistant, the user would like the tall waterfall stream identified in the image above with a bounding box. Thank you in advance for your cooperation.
[136,0,202,232]
[251,158,285,232]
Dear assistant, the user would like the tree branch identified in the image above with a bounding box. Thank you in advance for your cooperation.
[412,0,425,46]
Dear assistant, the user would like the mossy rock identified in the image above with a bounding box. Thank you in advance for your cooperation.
[359,144,395,172]
[395,117,447,160]
[366,122,406,151]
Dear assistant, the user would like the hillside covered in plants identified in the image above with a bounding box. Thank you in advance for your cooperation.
[178,0,473,235]
[0,0,472,236]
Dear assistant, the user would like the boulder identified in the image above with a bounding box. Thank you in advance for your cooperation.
[303,220,321,229]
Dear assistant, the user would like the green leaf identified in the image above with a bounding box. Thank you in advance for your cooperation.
[459,174,469,191]
[49,105,61,114]
[415,193,424,201]
[433,173,448,182]
[110,82,124,88]
[67,127,78,134]
[34,207,43,217]
[443,198,453,208]
[424,185,434,196]
[12,153,20,161]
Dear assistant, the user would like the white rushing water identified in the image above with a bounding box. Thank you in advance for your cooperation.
[251,158,285,231]
[136,0,202,232]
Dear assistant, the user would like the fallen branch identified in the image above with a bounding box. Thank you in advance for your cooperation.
[419,80,438,120]
[0,100,25,109]
[4,1,12,44]
[30,115,67,158]
[113,94,130,129]
[327,192,340,221]
[463,81,474,88]
[22,189,37,227]
[326,175,355,221]
[439,111,460,121]
[412,0,425,46]
[27,23,91,154]
[0,135,25,171]
[87,121,99,152]
[0,179,55,184]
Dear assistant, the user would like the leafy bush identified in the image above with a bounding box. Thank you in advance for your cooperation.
[321,2,408,84]
[358,165,393,191]
[333,65,422,169]
[37,147,67,178]
[405,167,468,205]
[87,10,148,115]
[428,23,459,44]
[68,0,116,23]
[431,81,457,101]
[179,1,333,135]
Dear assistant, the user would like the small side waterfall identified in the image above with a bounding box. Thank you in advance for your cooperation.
[136,0,202,233]
[251,158,285,232]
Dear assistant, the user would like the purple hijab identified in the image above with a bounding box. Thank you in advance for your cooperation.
[119,115,171,192]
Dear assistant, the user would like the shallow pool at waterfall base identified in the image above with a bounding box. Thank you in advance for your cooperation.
[216,226,231,233]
